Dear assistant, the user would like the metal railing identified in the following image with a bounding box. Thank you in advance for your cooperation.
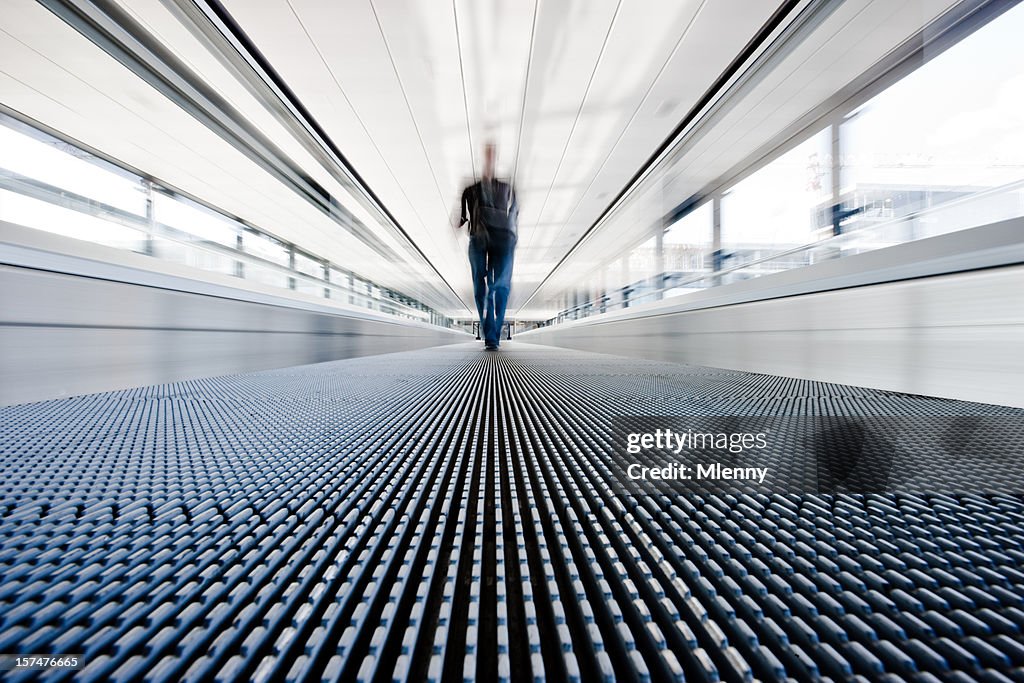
[471,321,514,341]
[552,177,1024,324]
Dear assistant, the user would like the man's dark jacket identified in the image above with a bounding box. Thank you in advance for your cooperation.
[460,179,518,238]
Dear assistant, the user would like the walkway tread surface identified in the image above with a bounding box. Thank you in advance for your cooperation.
[1,342,1023,682]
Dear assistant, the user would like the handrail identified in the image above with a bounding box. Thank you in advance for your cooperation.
[0,169,433,321]
[553,177,1024,322]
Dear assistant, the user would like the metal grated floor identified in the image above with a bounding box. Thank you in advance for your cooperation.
[1,342,1023,682]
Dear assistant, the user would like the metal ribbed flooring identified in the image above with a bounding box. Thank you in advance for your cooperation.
[1,342,1023,682]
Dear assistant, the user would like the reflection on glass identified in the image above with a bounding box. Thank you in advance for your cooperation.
[242,231,289,267]
[244,262,289,290]
[293,252,324,280]
[626,236,659,306]
[155,238,236,275]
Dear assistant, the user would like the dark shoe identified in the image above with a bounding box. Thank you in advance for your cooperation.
[484,342,499,351]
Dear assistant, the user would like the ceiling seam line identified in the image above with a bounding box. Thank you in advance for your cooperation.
[280,0,473,314]
[367,0,453,232]
[529,0,709,274]
[453,0,475,181]
[280,0,430,246]
[194,0,466,310]
[511,0,540,188]
[523,0,623,256]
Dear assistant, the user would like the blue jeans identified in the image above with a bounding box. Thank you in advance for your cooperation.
[468,230,516,345]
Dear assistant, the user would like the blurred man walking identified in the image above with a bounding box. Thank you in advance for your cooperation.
[459,142,518,350]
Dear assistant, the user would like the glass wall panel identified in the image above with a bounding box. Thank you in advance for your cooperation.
[627,236,660,306]
[294,252,325,280]
[543,0,1024,324]
[329,267,347,287]
[154,238,236,275]
[242,231,289,266]
[0,189,142,250]
[153,192,237,246]
[244,262,289,290]
[840,2,1024,239]
[0,125,145,216]
[721,129,831,264]
[295,278,325,297]
[663,201,713,298]
[0,117,448,326]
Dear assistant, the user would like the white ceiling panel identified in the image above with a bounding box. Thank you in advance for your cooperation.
[512,0,621,229]
[220,0,488,307]
[527,0,780,260]
[121,0,435,271]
